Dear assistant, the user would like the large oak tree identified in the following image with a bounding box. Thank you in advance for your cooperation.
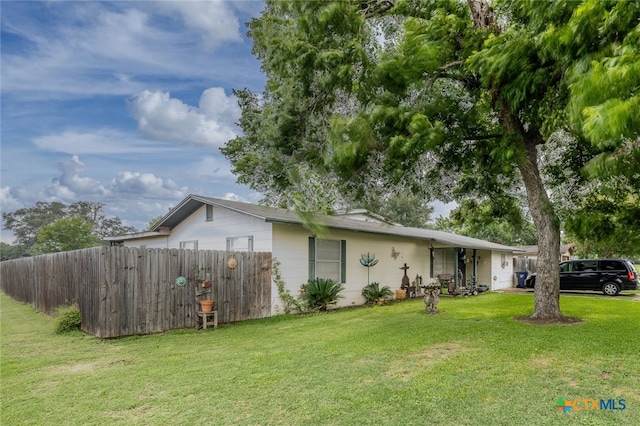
[223,0,640,320]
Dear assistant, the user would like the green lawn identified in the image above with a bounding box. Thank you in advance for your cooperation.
[1,291,638,425]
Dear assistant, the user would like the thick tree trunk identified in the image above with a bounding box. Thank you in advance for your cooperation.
[519,137,563,320]
[470,0,564,320]
[497,101,563,320]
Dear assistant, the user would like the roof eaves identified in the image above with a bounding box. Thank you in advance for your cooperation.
[201,197,269,221]
[150,194,199,232]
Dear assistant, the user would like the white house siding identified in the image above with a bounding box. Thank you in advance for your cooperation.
[272,224,431,310]
[474,250,493,287]
[490,251,515,290]
[117,200,518,313]
[123,235,169,248]
[154,205,274,252]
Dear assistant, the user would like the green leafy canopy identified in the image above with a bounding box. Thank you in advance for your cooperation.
[224,0,640,319]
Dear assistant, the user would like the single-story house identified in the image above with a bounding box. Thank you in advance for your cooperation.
[513,244,575,263]
[106,195,521,312]
[511,244,575,287]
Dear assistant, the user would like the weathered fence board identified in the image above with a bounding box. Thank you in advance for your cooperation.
[1,247,272,338]
[513,257,538,273]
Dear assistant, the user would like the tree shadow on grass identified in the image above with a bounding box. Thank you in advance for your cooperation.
[515,316,583,325]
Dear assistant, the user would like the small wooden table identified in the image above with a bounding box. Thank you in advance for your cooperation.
[196,311,218,330]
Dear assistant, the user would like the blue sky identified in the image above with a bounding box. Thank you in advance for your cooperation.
[1,0,267,240]
[1,1,455,242]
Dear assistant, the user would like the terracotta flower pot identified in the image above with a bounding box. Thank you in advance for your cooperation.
[396,289,406,300]
[199,300,215,312]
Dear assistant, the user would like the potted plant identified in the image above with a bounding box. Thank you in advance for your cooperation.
[199,299,215,312]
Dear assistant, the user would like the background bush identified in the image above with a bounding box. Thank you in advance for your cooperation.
[54,305,81,333]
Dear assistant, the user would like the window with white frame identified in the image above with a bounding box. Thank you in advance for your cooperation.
[180,240,198,250]
[226,236,253,252]
[308,237,346,283]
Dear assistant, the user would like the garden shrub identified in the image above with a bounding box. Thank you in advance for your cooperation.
[273,258,303,314]
[361,282,393,305]
[54,305,82,334]
[299,277,344,311]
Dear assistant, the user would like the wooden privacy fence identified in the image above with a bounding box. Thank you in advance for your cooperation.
[0,246,272,338]
[513,257,538,273]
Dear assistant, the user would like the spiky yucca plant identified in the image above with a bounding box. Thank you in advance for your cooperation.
[299,278,344,311]
[361,282,393,305]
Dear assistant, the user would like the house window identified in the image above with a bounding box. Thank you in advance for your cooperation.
[180,240,198,250]
[226,236,253,252]
[431,248,455,278]
[308,237,346,283]
[205,205,213,221]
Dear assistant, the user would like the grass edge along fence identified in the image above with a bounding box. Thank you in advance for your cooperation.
[0,246,272,338]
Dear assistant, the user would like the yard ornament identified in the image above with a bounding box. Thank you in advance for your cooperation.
[360,252,378,285]
[423,283,441,314]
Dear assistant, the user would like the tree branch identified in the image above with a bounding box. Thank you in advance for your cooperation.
[464,134,502,141]
[359,0,395,18]
[467,0,497,31]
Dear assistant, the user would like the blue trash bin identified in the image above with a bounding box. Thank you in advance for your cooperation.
[516,272,528,288]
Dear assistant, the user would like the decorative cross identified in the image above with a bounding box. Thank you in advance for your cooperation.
[400,263,410,287]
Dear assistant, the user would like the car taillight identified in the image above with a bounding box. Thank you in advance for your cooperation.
[629,271,636,281]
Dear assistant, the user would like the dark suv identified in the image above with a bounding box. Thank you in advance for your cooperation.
[526,259,638,296]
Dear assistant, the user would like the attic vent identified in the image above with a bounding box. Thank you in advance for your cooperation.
[206,205,213,221]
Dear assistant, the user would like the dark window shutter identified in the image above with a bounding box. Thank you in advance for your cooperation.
[340,240,347,283]
[308,237,315,281]
[430,248,434,278]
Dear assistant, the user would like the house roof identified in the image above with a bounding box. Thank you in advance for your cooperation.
[513,244,574,256]
[109,194,520,253]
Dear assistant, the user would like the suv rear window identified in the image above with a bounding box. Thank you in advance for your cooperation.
[600,260,625,271]
[574,260,597,271]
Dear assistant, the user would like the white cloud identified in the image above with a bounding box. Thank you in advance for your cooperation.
[33,129,175,155]
[222,192,243,201]
[128,88,240,147]
[1,1,253,99]
[43,182,78,202]
[199,87,242,127]
[110,171,187,198]
[43,155,108,201]
[0,187,25,213]
[158,1,242,50]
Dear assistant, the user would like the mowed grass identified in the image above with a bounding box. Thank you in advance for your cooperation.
[1,291,639,425]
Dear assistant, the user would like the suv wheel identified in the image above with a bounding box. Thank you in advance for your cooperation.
[602,282,620,296]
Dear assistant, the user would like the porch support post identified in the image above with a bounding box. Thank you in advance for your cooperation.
[473,249,477,283]
[454,248,459,289]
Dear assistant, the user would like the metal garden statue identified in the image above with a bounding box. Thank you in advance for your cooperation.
[360,252,378,285]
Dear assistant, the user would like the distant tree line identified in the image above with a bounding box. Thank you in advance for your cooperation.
[1,201,137,260]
